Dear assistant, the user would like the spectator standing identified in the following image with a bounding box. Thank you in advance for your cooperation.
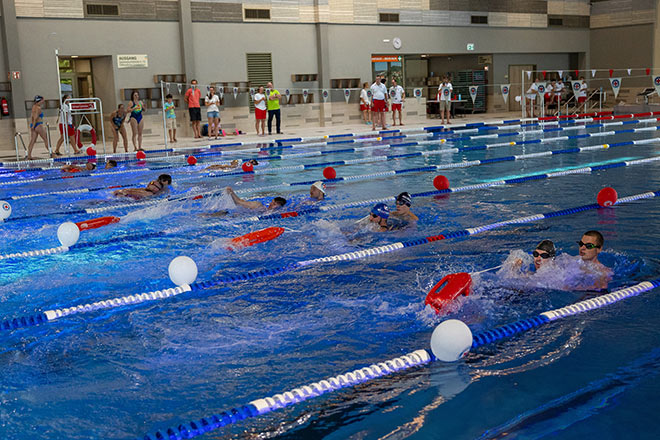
[390,79,405,126]
[205,86,221,139]
[437,76,453,125]
[164,94,177,143]
[185,79,202,139]
[110,103,129,153]
[370,75,387,131]
[266,81,282,135]
[360,82,371,125]
[253,86,267,136]
[26,95,50,160]
[127,90,145,151]
[576,76,588,106]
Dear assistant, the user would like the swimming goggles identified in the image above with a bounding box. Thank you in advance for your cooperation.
[532,250,552,259]
[576,241,600,249]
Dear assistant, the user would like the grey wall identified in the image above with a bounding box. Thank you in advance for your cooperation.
[492,53,573,84]
[590,24,653,87]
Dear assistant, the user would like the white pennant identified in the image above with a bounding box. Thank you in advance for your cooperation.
[609,77,622,99]
[526,71,532,80]
[302,89,309,103]
[177,84,182,94]
[500,84,510,104]
[165,83,170,93]
[322,89,329,103]
[344,89,351,103]
[468,85,478,104]
[232,87,238,99]
[557,70,563,78]
[652,75,660,97]
[285,89,291,103]
[591,69,596,78]
[627,68,631,75]
[413,88,422,103]
[249,87,255,99]
[537,82,547,101]
[218,86,224,100]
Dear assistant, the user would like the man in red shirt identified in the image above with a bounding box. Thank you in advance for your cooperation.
[185,79,202,139]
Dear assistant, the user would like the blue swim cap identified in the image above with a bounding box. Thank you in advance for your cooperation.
[371,203,390,219]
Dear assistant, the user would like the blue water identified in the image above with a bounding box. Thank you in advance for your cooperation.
[1,119,660,439]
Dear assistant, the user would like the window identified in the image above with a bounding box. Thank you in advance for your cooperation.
[244,9,270,20]
[548,17,563,26]
[471,15,488,24]
[86,4,119,16]
[379,13,399,23]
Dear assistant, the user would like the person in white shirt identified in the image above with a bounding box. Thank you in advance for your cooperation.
[370,75,388,131]
[253,86,267,136]
[576,76,588,105]
[54,94,80,155]
[554,79,565,111]
[390,79,405,126]
[544,80,556,114]
[360,82,371,125]
[205,86,221,139]
[525,78,540,117]
[437,76,453,125]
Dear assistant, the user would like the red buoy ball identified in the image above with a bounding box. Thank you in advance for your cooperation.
[323,166,337,179]
[242,161,254,172]
[86,147,96,156]
[597,187,618,207]
[433,175,450,191]
[136,151,146,160]
[187,156,197,166]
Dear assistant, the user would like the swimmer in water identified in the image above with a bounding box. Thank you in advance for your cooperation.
[390,192,418,224]
[369,203,391,231]
[113,174,172,200]
[225,186,286,212]
[105,159,118,169]
[512,239,556,273]
[205,159,258,172]
[310,181,325,201]
[577,230,612,290]
[61,162,96,172]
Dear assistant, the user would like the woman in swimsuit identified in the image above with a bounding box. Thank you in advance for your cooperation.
[26,95,51,160]
[126,90,145,152]
[113,174,172,200]
[110,103,129,153]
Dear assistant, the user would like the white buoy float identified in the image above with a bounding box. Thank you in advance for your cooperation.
[57,222,80,248]
[430,319,473,362]
[0,200,11,221]
[168,256,198,287]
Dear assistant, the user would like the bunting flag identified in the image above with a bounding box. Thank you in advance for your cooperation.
[302,89,309,103]
[609,77,621,99]
[526,71,532,80]
[285,89,291,103]
[627,68,631,76]
[165,83,170,93]
[571,81,581,94]
[249,87,255,99]
[206,85,210,93]
[542,70,547,79]
[413,88,422,103]
[653,75,660,96]
[344,89,351,103]
[609,69,614,77]
[218,86,224,100]
[591,69,596,78]
[574,70,579,78]
[500,84,510,104]
[177,84,182,94]
[646,68,651,75]
[232,87,238,99]
[537,82,547,101]
[557,70,563,78]
[468,85,478,104]
[322,89,329,102]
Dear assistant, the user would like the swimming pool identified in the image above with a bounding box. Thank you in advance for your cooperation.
[1,114,660,439]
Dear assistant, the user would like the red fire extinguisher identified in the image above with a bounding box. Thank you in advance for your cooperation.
[1,97,9,116]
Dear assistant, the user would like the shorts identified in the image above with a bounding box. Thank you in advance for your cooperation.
[526,94,536,101]
[372,99,386,112]
[577,96,587,103]
[360,104,370,111]
[439,100,450,111]
[189,107,201,121]
[207,110,220,119]
[255,108,267,120]
[391,103,402,112]
[166,118,176,129]
[544,93,552,101]
[59,123,75,137]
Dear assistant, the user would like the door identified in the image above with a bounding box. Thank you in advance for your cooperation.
[508,64,535,112]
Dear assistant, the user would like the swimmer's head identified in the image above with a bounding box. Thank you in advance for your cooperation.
[370,203,390,221]
[310,181,326,200]
[34,95,44,103]
[533,239,556,270]
[396,192,412,207]
[85,162,96,171]
[105,160,117,169]
[131,90,140,101]
[158,174,172,185]
[268,197,286,210]
[578,230,603,262]
[249,159,258,165]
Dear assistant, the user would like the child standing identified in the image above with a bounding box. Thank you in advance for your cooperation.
[164,94,177,143]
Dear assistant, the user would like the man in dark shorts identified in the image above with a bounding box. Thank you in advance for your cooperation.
[185,79,202,139]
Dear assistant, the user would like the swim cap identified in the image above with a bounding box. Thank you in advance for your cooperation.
[34,95,44,102]
[312,181,326,194]
[396,192,412,206]
[536,239,556,257]
[371,203,390,219]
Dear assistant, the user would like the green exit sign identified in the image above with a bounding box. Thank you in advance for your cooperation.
[467,43,475,51]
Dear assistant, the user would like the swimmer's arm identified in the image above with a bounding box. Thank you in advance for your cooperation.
[225,187,262,210]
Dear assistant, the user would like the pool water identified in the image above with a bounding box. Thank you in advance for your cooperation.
[1,118,660,439]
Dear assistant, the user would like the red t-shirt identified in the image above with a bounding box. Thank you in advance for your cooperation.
[184,88,201,108]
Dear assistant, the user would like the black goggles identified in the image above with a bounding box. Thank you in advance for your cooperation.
[577,241,600,249]
[533,250,553,259]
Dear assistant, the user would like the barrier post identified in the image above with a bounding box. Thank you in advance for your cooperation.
[65,97,106,155]
[160,80,168,149]
[521,70,526,119]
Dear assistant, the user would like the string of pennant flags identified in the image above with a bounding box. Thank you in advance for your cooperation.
[160,68,660,107]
